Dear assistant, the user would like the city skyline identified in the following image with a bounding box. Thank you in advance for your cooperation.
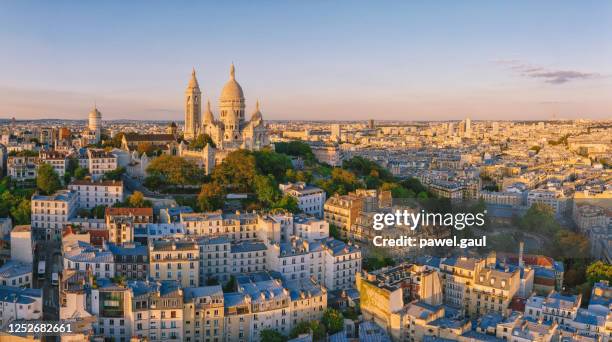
[1,1,611,121]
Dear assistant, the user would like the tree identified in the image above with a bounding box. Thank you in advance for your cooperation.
[289,321,326,340]
[342,156,393,181]
[36,164,61,195]
[253,149,293,182]
[551,230,590,260]
[272,195,300,213]
[137,142,157,156]
[254,174,279,205]
[74,167,88,180]
[190,133,216,149]
[259,329,286,342]
[212,150,257,192]
[198,183,225,211]
[586,261,612,283]
[274,141,315,161]
[147,155,202,186]
[10,199,31,225]
[322,308,344,334]
[128,191,146,207]
[103,167,126,181]
[518,203,560,236]
[223,276,236,292]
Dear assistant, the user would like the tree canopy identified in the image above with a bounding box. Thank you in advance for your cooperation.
[190,133,216,149]
[36,163,62,195]
[146,155,203,186]
[586,261,612,283]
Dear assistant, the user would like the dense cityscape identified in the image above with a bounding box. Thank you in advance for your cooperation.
[0,64,610,342]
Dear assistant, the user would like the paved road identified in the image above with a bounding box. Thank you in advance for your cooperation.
[33,240,62,321]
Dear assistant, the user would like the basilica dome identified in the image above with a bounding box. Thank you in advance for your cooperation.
[220,64,244,100]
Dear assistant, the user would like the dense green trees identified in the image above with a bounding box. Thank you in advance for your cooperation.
[212,150,257,192]
[253,149,293,182]
[36,164,61,195]
[196,149,300,212]
[322,309,344,334]
[259,329,286,342]
[146,155,203,186]
[274,141,315,162]
[315,168,362,196]
[103,167,126,181]
[586,261,612,283]
[342,156,393,181]
[0,178,32,225]
[190,133,216,149]
[289,321,326,340]
[197,183,225,211]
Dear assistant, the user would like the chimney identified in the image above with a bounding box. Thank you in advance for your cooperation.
[518,241,524,268]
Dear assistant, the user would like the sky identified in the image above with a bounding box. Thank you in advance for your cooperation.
[1,1,611,121]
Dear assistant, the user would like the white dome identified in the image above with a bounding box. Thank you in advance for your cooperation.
[220,64,244,100]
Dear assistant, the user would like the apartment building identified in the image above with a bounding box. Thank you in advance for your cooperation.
[88,149,118,180]
[6,155,38,182]
[356,263,445,341]
[266,237,325,283]
[293,214,329,242]
[183,285,225,342]
[527,189,568,216]
[149,239,200,288]
[63,240,115,279]
[39,150,68,177]
[90,280,134,341]
[68,179,124,209]
[279,182,326,218]
[31,189,77,241]
[130,280,184,341]
[323,238,362,291]
[107,242,149,281]
[0,286,43,329]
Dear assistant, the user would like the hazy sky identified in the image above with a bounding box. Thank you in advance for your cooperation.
[1,1,611,121]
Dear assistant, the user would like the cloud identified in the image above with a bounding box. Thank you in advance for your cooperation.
[494,60,599,84]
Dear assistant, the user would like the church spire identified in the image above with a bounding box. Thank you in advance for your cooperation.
[230,63,235,80]
[188,67,199,89]
[203,98,214,124]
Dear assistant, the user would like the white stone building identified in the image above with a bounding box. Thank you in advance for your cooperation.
[279,182,326,218]
[31,190,77,241]
[87,149,118,180]
[68,179,124,209]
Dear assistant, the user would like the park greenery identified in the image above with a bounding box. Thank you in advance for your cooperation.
[0,177,32,225]
[145,155,204,187]
[36,163,62,195]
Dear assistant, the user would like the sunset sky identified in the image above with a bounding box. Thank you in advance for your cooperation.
[1,1,611,121]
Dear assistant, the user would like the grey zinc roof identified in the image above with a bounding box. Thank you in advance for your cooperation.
[0,261,32,279]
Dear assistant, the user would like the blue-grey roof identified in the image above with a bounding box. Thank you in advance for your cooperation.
[128,280,180,297]
[198,236,231,245]
[0,261,32,279]
[223,292,249,308]
[231,241,267,253]
[0,285,42,304]
[32,190,75,202]
[183,285,223,302]
[107,243,148,257]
